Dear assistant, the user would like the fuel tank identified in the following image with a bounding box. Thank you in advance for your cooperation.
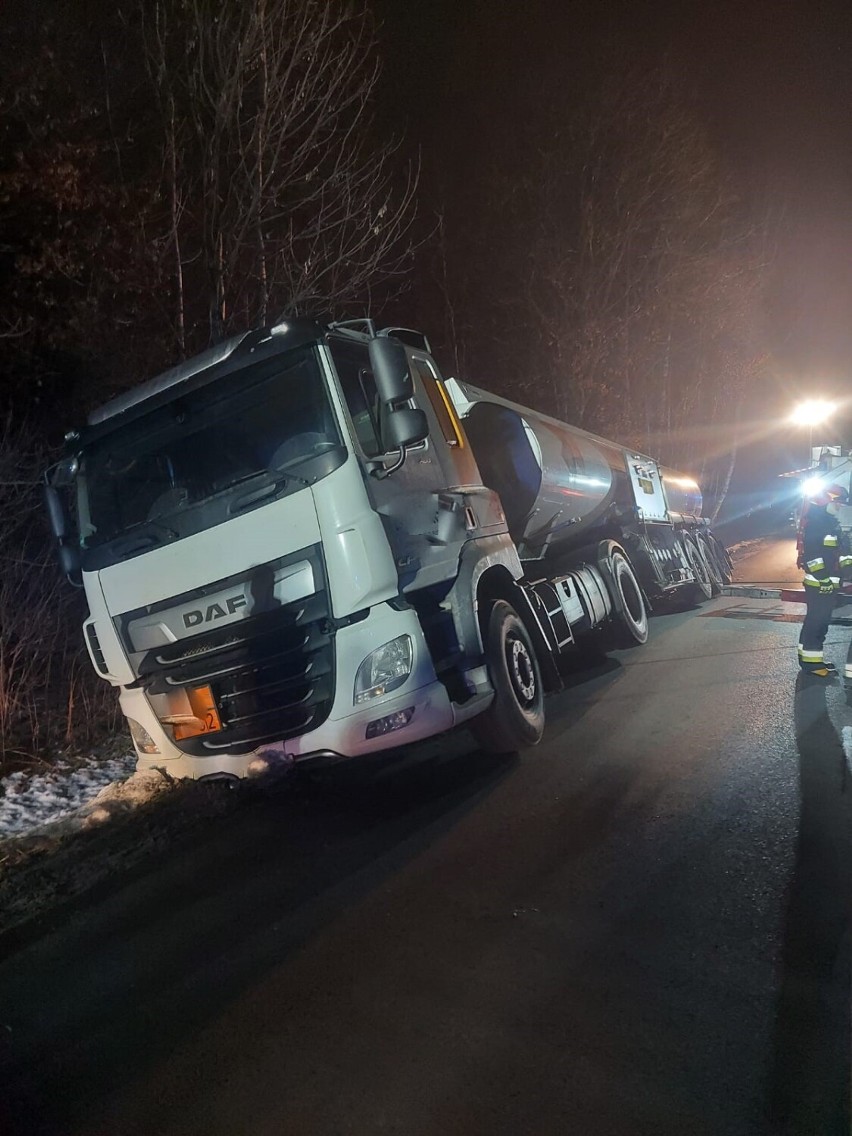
[445,379,702,554]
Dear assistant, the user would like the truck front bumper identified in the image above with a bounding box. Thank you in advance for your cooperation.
[127,603,456,780]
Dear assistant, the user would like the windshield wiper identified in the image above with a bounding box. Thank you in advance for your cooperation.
[232,468,309,491]
[228,472,308,516]
[109,519,179,555]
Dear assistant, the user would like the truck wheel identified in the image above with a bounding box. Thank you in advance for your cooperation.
[606,549,649,646]
[471,600,545,754]
[707,534,733,584]
[697,533,724,595]
[682,534,713,600]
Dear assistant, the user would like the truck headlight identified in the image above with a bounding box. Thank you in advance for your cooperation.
[354,635,413,704]
[127,717,160,755]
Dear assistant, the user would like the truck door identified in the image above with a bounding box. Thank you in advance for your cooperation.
[328,337,469,592]
[408,355,482,490]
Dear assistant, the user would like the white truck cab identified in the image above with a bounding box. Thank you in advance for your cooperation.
[46,320,513,778]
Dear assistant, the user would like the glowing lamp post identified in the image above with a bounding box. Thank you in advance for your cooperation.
[789,399,836,466]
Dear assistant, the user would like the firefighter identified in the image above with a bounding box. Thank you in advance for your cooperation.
[797,482,852,677]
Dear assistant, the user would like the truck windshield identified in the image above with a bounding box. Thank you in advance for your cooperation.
[78,345,341,553]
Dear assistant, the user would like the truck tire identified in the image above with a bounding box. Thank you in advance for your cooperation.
[471,600,545,754]
[707,533,733,584]
[604,548,649,646]
[696,532,724,595]
[681,534,713,601]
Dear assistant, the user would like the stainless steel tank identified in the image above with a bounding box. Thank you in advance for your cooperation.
[446,379,632,553]
[446,379,704,554]
[660,468,703,518]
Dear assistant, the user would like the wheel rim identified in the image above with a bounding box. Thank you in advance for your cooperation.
[506,634,537,706]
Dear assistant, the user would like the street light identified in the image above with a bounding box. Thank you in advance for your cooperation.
[789,399,837,466]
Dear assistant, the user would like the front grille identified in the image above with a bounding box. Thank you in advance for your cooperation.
[138,590,334,756]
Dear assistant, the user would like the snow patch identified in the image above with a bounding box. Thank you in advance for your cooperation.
[0,752,138,839]
[82,769,173,827]
[727,538,767,556]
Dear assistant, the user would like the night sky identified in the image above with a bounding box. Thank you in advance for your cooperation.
[376,0,852,492]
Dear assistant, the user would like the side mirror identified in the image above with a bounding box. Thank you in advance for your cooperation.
[58,543,81,579]
[369,336,413,405]
[44,485,69,541]
[44,481,82,584]
[371,408,429,480]
[386,407,429,449]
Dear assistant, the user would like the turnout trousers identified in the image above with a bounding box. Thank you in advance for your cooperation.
[798,589,837,670]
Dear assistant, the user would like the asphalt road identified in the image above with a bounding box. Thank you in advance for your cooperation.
[732,534,800,588]
[1,537,850,1136]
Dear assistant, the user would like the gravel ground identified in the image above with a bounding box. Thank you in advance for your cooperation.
[0,743,255,948]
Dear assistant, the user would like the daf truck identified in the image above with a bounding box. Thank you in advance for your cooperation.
[45,319,731,779]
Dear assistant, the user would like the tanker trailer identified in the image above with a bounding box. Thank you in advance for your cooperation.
[444,378,729,608]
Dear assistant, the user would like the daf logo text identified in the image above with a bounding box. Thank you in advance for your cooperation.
[183,593,248,628]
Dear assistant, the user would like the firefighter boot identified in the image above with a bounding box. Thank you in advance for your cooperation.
[798,645,837,674]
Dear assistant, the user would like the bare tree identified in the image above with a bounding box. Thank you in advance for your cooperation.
[142,0,418,352]
[439,66,772,516]
[0,415,119,763]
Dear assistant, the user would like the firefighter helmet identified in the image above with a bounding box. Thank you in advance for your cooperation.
[806,482,848,506]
